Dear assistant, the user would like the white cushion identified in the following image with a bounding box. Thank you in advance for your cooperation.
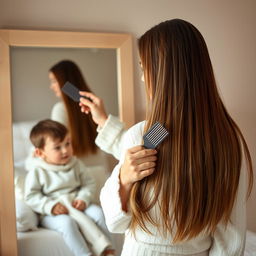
[13,121,39,232]
[15,166,27,201]
[12,120,37,167]
[16,199,39,232]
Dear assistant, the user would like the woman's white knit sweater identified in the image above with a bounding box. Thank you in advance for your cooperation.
[100,121,247,256]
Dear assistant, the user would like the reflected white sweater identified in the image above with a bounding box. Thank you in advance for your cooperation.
[24,157,96,216]
[100,121,247,256]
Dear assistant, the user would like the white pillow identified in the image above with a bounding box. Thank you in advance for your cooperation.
[15,166,27,201]
[16,199,38,232]
[12,120,37,166]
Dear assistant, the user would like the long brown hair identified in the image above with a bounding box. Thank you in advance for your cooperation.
[130,19,253,242]
[50,60,97,157]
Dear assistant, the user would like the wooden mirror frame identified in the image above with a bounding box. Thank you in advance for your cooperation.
[0,29,134,255]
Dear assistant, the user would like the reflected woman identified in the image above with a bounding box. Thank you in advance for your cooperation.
[48,60,123,167]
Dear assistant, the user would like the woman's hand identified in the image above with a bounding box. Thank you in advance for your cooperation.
[120,146,157,188]
[119,145,157,211]
[79,91,108,128]
[52,203,68,215]
[72,199,86,211]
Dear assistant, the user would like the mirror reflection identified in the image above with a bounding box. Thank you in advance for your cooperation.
[11,47,123,256]
[11,46,118,121]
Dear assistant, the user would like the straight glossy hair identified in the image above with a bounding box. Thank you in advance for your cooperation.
[50,60,97,157]
[130,19,253,242]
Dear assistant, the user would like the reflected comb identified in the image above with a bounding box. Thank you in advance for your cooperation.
[61,81,92,102]
[143,122,169,149]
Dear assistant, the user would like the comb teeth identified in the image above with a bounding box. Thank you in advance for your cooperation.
[143,122,169,149]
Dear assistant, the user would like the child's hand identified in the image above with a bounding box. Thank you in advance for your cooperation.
[72,199,86,211]
[52,203,68,215]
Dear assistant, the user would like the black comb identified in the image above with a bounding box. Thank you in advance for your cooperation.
[61,81,92,102]
[143,122,169,149]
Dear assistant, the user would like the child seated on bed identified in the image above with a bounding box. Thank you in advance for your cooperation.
[24,119,115,256]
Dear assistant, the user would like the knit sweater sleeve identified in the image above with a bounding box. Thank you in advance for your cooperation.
[95,115,126,160]
[209,162,247,256]
[24,168,59,216]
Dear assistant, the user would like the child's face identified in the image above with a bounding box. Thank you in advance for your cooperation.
[39,134,73,165]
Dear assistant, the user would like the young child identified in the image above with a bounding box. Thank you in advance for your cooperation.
[24,119,115,256]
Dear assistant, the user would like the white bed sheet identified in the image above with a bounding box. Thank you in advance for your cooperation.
[17,228,124,256]
[17,228,73,256]
[245,230,256,256]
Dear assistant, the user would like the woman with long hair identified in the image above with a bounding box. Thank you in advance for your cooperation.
[49,60,125,165]
[93,19,253,256]
[49,60,97,158]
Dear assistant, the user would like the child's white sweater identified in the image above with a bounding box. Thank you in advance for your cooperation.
[24,157,96,215]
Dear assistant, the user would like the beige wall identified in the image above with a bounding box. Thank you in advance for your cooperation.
[1,0,255,231]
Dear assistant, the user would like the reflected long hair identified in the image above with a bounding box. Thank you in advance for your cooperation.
[129,19,253,242]
[50,60,97,157]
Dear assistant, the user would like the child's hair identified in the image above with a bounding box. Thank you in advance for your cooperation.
[129,19,253,242]
[30,119,68,149]
[49,60,97,157]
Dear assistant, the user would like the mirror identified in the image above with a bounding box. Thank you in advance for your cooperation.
[10,46,119,122]
[0,29,134,256]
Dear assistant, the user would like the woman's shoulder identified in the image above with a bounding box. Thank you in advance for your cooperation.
[125,120,146,144]
[127,121,146,134]
[51,101,68,126]
[52,101,65,112]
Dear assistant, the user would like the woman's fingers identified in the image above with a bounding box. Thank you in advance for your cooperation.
[132,148,157,159]
[79,91,100,104]
[139,168,155,180]
[79,103,90,113]
[135,155,157,165]
[127,145,157,156]
[79,96,94,108]
[126,145,145,154]
[79,96,95,114]
[79,91,108,127]
[120,146,158,186]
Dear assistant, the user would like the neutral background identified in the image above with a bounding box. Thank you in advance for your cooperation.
[1,0,255,231]
[10,47,118,121]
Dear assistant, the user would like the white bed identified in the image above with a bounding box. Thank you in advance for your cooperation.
[17,229,73,256]
[17,228,124,256]
[13,120,123,256]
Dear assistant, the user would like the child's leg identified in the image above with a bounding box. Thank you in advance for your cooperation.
[41,214,92,256]
[84,204,115,252]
